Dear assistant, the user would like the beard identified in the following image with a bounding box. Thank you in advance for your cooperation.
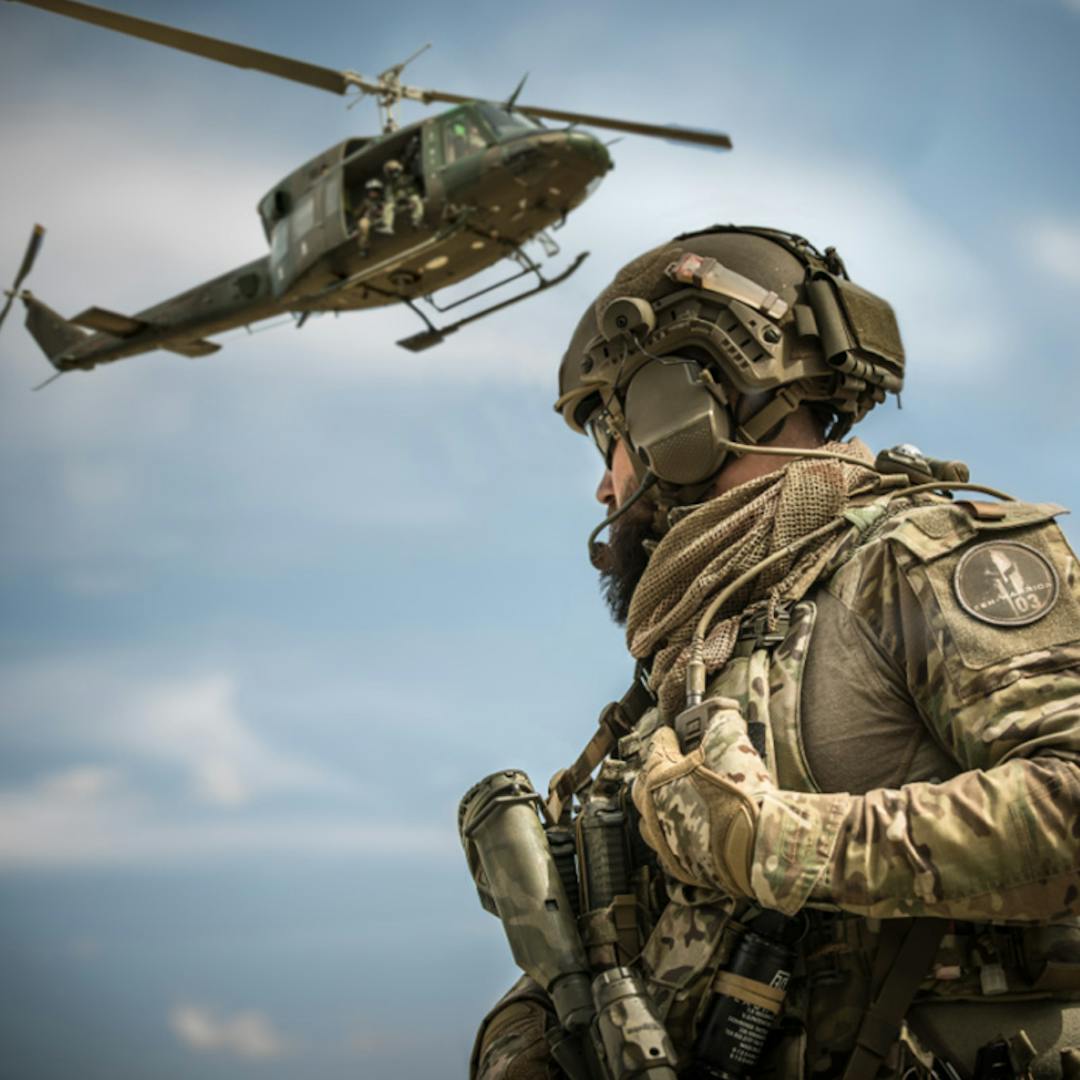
[597,500,656,625]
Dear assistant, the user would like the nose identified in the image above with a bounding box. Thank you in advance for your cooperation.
[565,129,613,172]
[596,467,615,508]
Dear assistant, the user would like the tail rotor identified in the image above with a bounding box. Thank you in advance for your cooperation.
[0,224,46,332]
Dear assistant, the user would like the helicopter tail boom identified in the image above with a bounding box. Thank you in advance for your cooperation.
[69,305,222,357]
[21,295,225,369]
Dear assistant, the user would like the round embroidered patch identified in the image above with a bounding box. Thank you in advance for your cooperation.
[953,541,1059,626]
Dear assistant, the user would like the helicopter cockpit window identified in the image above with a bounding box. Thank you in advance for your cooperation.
[475,104,543,139]
[442,114,491,165]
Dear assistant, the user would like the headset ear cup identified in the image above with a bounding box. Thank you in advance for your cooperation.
[623,360,731,486]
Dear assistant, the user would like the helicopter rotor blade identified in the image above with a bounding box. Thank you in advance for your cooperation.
[14,224,46,290]
[9,0,731,148]
[413,87,732,149]
[8,0,353,96]
[0,223,46,332]
[511,104,731,150]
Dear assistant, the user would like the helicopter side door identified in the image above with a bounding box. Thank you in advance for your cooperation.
[266,163,347,296]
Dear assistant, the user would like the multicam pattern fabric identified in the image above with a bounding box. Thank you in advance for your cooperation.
[635,711,850,914]
[800,505,1080,920]
[634,499,1080,923]
[637,885,740,1049]
[766,601,819,791]
[634,718,765,898]
[472,978,560,1080]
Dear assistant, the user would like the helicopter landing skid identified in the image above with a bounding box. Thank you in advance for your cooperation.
[396,251,588,352]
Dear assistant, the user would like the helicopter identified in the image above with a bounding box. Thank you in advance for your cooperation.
[1,0,732,380]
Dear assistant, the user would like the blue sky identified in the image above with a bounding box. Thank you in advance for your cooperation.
[1,0,1079,1076]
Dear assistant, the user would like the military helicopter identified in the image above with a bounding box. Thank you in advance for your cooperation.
[1,0,731,380]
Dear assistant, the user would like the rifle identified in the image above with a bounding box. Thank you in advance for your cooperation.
[459,768,678,1080]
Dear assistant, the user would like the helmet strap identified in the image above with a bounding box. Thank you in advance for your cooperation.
[736,386,802,445]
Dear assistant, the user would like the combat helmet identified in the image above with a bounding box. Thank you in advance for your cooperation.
[555,226,904,494]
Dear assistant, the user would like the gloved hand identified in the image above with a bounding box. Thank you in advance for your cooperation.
[631,700,775,898]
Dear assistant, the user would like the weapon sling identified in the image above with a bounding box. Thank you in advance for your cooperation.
[546,665,654,823]
[840,917,948,1080]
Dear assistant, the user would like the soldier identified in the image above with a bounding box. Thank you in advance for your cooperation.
[468,226,1080,1079]
[381,158,424,236]
[354,177,386,254]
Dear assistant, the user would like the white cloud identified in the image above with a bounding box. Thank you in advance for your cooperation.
[2,666,345,807]
[0,764,137,864]
[0,763,455,867]
[124,675,338,807]
[169,1003,288,1061]
[1023,217,1080,286]
[39,764,119,801]
[0,666,451,867]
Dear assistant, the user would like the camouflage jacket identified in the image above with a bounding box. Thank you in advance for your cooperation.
[616,494,1080,1070]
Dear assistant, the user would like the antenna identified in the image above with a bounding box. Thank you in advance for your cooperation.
[32,371,65,391]
[505,73,529,110]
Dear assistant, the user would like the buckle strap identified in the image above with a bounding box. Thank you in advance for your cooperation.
[733,600,794,658]
[546,666,655,823]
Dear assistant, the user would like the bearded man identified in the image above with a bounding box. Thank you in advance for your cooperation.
[467,226,1080,1080]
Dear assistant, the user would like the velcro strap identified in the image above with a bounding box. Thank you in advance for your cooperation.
[712,971,785,1014]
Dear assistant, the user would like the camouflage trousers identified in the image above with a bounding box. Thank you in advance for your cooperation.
[383,194,424,233]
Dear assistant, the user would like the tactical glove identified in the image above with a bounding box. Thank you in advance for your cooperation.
[632,702,774,899]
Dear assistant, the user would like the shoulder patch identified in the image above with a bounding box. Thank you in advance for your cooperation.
[911,519,1080,676]
[954,541,1059,626]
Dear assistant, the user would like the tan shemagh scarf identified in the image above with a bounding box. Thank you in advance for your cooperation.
[626,440,876,719]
